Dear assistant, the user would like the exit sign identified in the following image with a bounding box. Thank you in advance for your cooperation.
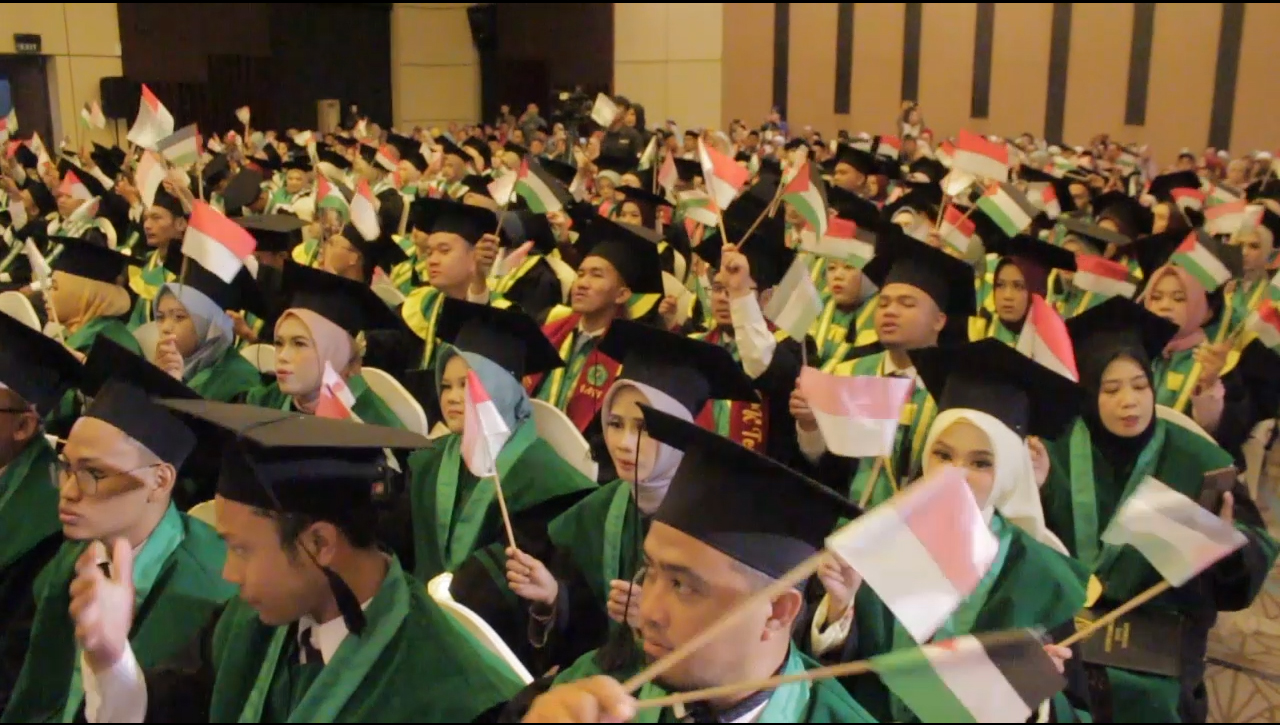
[13,34,41,54]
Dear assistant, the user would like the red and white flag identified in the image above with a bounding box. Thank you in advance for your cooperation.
[1015,294,1078,381]
[181,201,257,283]
[1247,298,1280,353]
[952,130,1009,181]
[827,465,1000,643]
[135,150,167,209]
[1203,200,1260,236]
[697,138,750,211]
[462,369,511,478]
[126,84,175,149]
[316,362,361,421]
[1073,254,1136,299]
[235,106,251,127]
[938,205,977,255]
[351,178,381,241]
[798,369,914,458]
[875,135,902,160]
[58,170,92,201]
[657,152,679,192]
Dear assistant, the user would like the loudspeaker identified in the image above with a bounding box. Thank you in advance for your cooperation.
[99,77,138,120]
[467,4,498,50]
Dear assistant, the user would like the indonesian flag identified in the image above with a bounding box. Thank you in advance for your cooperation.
[875,135,902,160]
[952,130,1009,181]
[798,216,874,266]
[58,171,92,201]
[1246,298,1280,352]
[657,152,679,192]
[1203,200,1260,236]
[797,369,914,458]
[1171,231,1232,292]
[462,368,511,478]
[1015,294,1078,381]
[181,201,258,283]
[938,206,977,255]
[126,84,175,149]
[1025,182,1061,219]
[1170,187,1205,212]
[697,137,749,211]
[135,150,167,209]
[316,362,362,421]
[235,106,251,126]
[351,179,381,241]
[827,465,1000,643]
[781,161,828,238]
[1073,254,1136,299]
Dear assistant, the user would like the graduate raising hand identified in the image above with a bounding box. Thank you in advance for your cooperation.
[68,539,135,672]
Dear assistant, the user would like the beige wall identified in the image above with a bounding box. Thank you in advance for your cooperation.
[0,3,122,149]
[717,3,1277,163]
[391,2,480,131]
[614,3,724,131]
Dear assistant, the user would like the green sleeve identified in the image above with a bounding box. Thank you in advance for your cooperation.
[189,352,262,403]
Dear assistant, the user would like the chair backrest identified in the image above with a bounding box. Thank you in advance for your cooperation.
[1240,419,1275,503]
[543,254,577,300]
[1156,405,1215,443]
[188,500,218,527]
[132,321,161,361]
[426,573,534,684]
[240,344,277,374]
[361,367,428,435]
[372,283,405,308]
[530,398,598,480]
[0,291,41,331]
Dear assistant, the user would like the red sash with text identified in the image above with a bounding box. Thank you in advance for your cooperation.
[525,312,623,432]
[691,328,770,453]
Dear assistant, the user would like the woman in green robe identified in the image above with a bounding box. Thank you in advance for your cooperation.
[977,237,1075,345]
[152,273,261,403]
[812,258,878,369]
[1041,298,1278,722]
[808,340,1092,723]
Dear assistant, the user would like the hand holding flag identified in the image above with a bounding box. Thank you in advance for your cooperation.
[797,370,915,459]
[462,368,518,550]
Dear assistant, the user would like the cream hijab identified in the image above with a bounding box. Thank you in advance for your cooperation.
[923,408,1068,555]
[600,379,689,515]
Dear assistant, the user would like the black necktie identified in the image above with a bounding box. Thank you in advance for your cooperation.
[680,689,772,723]
[298,626,324,666]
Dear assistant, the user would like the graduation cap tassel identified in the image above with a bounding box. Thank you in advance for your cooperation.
[322,564,368,636]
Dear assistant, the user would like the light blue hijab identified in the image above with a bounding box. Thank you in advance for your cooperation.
[153,283,235,382]
[436,346,532,431]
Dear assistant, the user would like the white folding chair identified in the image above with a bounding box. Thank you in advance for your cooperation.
[427,573,533,684]
[187,500,218,528]
[1155,405,1215,443]
[530,398,598,480]
[361,367,428,435]
[372,283,406,308]
[544,254,577,301]
[240,344,277,374]
[0,291,41,331]
[132,321,161,361]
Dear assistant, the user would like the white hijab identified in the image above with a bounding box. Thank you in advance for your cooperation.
[600,379,689,515]
[923,408,1068,555]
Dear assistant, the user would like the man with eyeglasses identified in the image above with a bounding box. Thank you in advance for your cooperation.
[2,379,235,723]
[0,314,83,711]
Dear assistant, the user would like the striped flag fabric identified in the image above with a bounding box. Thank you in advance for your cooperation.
[939,206,977,255]
[871,629,1065,724]
[1203,200,1259,236]
[315,176,350,214]
[952,130,1010,181]
[934,139,955,168]
[235,106,251,126]
[316,361,362,421]
[976,182,1038,236]
[781,161,828,238]
[1026,182,1061,219]
[941,169,976,198]
[1205,182,1243,208]
[1170,231,1233,292]
[589,93,618,127]
[1102,476,1247,586]
[80,101,106,130]
[1073,254,1137,299]
[698,138,750,211]
[763,256,824,342]
[487,171,517,206]
[826,465,1000,643]
[875,135,902,160]
[374,144,399,172]
[135,150,167,209]
[66,196,100,225]
[675,189,719,227]
[126,84,175,149]
[181,201,257,283]
[156,124,200,167]
[798,217,875,266]
[58,171,92,201]
[1170,187,1206,212]
[515,158,571,214]
[1245,298,1280,352]
[657,153,679,192]
[24,240,51,283]
[1015,294,1078,381]
[351,178,381,241]
[462,368,511,478]
[797,369,914,458]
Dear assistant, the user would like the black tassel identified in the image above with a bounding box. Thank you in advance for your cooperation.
[323,566,367,636]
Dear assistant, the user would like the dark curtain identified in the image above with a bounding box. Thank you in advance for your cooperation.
[493,3,613,110]
[0,55,53,148]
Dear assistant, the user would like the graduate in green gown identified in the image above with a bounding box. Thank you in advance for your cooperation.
[0,315,82,711]
[241,262,405,429]
[3,379,234,723]
[125,187,186,329]
[1041,298,1279,722]
[1220,209,1280,336]
[807,340,1092,723]
[978,235,1076,344]
[507,319,759,672]
[1047,219,1134,319]
[71,402,524,723]
[508,406,876,723]
[812,258,879,368]
[47,237,140,357]
[151,261,265,402]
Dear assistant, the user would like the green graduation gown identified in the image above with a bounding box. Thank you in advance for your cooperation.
[812,297,878,369]
[242,374,405,430]
[829,516,1089,723]
[1041,418,1279,722]
[0,439,63,712]
[186,346,263,402]
[126,250,175,330]
[3,506,235,723]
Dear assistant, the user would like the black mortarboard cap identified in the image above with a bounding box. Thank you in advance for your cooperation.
[1257,208,1280,245]
[202,154,231,188]
[717,194,793,289]
[462,137,492,169]
[25,180,56,216]
[594,153,636,176]
[282,155,313,173]
[90,143,123,181]
[1135,228,1243,283]
[673,158,702,183]
[861,228,977,318]
[826,184,882,233]
[541,158,578,188]
[50,236,129,283]
[281,260,405,336]
[1093,191,1152,236]
[1065,296,1178,375]
[57,159,108,200]
[499,209,558,254]
[910,339,1082,439]
[575,215,665,294]
[598,319,758,416]
[151,185,188,218]
[616,185,673,210]
[0,312,82,413]
[436,136,470,163]
[81,335,201,405]
[82,380,197,467]
[316,148,353,172]
[1147,170,1202,205]
[435,298,564,378]
[222,168,265,213]
[641,405,860,579]
[12,144,38,170]
[1059,217,1130,253]
[410,197,496,244]
[833,144,878,176]
[1000,234,1078,273]
[159,254,265,316]
[237,213,307,254]
[503,141,529,157]
[882,186,943,223]
[459,174,492,199]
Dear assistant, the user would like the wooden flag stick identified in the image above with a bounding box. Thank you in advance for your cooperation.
[858,458,886,509]
[1057,580,1171,648]
[933,197,952,231]
[621,549,831,693]
[490,470,519,553]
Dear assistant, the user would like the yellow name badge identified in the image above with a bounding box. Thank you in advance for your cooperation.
[1166,371,1185,391]
[899,403,917,426]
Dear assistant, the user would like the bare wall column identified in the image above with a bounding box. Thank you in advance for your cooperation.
[392,3,480,130]
[614,3,724,132]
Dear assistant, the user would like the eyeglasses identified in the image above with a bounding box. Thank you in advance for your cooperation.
[52,455,161,496]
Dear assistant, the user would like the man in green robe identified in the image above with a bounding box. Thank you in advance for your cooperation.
[3,379,233,723]
[72,402,525,723]
[0,314,83,711]
[509,406,877,723]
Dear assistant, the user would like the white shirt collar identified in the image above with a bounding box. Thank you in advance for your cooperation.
[297,599,373,665]
[671,699,770,723]
[881,353,917,380]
